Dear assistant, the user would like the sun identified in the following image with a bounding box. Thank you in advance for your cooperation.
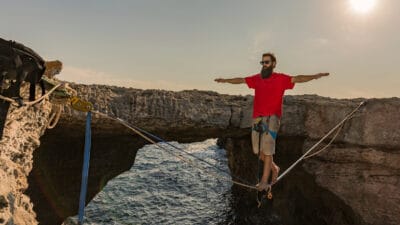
[349,0,377,14]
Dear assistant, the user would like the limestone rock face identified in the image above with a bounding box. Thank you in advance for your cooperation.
[296,97,400,225]
[0,83,399,225]
[303,145,400,225]
[0,101,52,225]
[62,84,252,131]
[223,96,400,225]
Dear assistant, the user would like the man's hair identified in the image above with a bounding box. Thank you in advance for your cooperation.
[262,52,277,63]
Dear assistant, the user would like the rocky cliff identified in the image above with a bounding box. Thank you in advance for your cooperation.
[0,83,399,225]
[220,96,400,225]
[0,100,52,225]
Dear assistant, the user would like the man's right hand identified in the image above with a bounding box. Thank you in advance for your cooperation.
[315,73,330,79]
[214,78,245,84]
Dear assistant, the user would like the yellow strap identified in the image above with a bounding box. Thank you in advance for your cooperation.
[254,117,262,123]
[70,96,93,112]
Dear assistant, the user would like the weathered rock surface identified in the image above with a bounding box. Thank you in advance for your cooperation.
[286,97,400,225]
[221,96,400,225]
[0,100,52,225]
[0,83,399,225]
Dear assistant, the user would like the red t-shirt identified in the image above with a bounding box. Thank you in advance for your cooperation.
[245,72,295,118]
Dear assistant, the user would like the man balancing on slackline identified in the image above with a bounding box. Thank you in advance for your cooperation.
[214,52,329,191]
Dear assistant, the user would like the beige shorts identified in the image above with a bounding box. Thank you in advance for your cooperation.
[251,115,280,156]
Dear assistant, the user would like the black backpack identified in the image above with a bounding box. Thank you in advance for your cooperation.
[0,37,46,102]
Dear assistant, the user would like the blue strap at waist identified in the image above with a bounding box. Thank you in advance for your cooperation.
[268,131,277,140]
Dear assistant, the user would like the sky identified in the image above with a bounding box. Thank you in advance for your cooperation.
[1,0,399,98]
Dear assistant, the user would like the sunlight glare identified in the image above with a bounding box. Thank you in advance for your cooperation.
[349,0,377,14]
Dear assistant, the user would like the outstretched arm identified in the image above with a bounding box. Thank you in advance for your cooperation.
[291,73,329,83]
[214,77,245,84]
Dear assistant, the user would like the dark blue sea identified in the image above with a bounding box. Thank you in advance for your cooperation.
[65,139,235,225]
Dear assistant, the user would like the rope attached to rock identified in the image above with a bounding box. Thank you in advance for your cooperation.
[47,104,62,129]
[0,83,62,107]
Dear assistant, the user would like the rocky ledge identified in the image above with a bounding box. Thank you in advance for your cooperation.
[0,99,52,225]
[0,83,399,225]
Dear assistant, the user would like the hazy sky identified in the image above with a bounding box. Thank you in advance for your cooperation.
[1,0,399,98]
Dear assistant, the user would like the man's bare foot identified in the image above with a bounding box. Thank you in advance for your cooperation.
[271,165,280,184]
[256,181,269,191]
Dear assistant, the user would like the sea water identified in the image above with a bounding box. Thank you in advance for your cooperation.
[68,139,234,225]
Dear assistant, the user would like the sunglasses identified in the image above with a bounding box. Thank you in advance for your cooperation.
[260,60,271,65]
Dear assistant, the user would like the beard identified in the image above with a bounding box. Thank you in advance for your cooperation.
[261,66,273,79]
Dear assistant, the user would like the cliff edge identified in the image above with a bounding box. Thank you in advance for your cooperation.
[0,83,399,225]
